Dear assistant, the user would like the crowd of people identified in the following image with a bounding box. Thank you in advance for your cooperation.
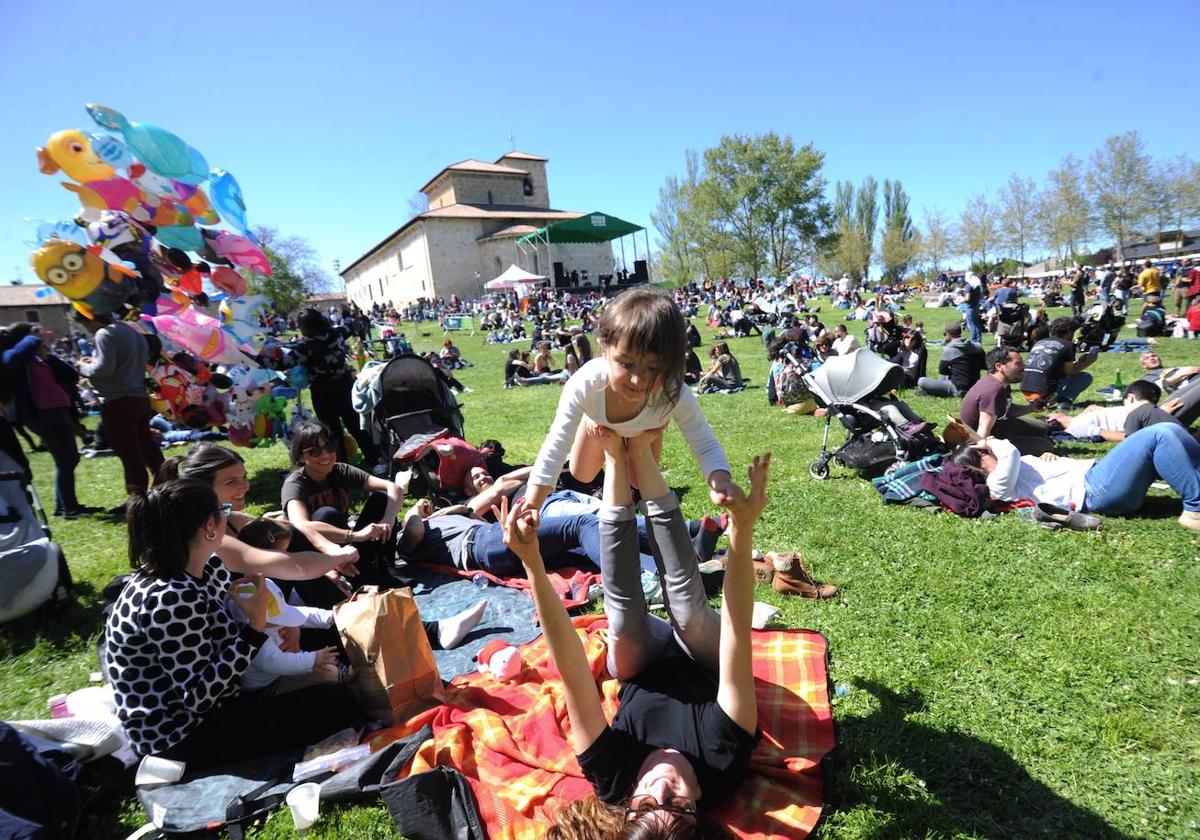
[8,255,1200,836]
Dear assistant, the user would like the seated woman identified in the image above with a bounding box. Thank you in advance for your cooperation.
[564,332,593,376]
[684,347,702,386]
[950,424,1200,531]
[499,434,770,836]
[281,421,405,592]
[698,343,743,392]
[890,330,927,389]
[104,479,361,769]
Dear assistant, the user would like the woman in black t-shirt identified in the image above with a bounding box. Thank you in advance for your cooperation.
[500,430,770,838]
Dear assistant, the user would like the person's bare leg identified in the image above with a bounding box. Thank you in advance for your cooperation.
[568,421,605,483]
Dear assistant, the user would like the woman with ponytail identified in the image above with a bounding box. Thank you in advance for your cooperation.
[104,479,361,767]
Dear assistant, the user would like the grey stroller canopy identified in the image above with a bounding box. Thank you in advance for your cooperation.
[804,349,904,406]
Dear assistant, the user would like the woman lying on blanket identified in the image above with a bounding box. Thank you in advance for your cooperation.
[500,433,770,838]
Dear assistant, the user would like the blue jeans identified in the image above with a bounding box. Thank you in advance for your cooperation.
[1054,372,1094,405]
[470,513,656,576]
[962,306,982,343]
[1083,423,1200,514]
[27,408,79,512]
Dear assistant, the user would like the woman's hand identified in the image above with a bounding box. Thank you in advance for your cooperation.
[725,453,771,528]
[329,544,360,577]
[496,496,544,575]
[230,574,269,632]
[325,568,353,595]
[584,419,614,442]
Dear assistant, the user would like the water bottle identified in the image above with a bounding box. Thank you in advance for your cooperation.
[471,573,489,589]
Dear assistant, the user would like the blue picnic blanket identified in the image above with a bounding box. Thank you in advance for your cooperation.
[871,454,943,504]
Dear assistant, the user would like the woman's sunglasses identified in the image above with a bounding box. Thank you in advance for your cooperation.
[625,794,697,820]
[303,442,335,457]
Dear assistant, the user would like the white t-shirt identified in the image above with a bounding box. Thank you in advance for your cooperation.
[528,358,730,489]
[832,335,860,356]
[1064,405,1131,439]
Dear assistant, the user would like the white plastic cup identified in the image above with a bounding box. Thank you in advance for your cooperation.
[286,782,321,832]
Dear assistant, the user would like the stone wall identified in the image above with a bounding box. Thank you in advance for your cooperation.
[344,224,432,309]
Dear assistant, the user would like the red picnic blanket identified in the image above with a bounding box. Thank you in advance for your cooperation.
[367,614,834,840]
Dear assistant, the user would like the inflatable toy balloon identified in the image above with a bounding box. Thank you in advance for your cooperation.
[155,225,205,252]
[211,266,246,296]
[288,365,309,390]
[150,313,246,365]
[86,104,209,184]
[36,129,192,228]
[31,219,90,248]
[88,132,134,168]
[220,295,269,350]
[130,167,220,226]
[202,230,271,275]
[84,210,163,307]
[29,239,137,318]
[208,169,253,238]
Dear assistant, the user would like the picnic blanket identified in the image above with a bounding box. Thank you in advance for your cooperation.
[416,561,601,610]
[367,614,834,840]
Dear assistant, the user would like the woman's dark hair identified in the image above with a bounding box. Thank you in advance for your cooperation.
[237,517,293,551]
[948,444,985,471]
[0,322,35,351]
[157,443,244,487]
[297,308,330,338]
[290,420,334,465]
[127,479,221,578]
[571,332,593,365]
[597,289,687,407]
[1049,317,1077,338]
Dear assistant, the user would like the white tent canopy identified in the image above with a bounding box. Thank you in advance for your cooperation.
[486,264,547,290]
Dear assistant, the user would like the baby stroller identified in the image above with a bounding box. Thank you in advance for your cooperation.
[804,351,943,480]
[0,452,70,623]
[995,302,1029,349]
[1077,302,1125,351]
[373,354,467,497]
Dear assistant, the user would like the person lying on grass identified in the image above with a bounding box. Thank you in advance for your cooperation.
[950,422,1200,532]
[498,448,771,839]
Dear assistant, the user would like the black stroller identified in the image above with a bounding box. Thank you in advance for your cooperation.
[373,354,467,498]
[995,302,1030,349]
[803,351,943,480]
[1077,302,1126,351]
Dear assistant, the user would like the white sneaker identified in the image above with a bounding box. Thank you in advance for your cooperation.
[1179,510,1200,532]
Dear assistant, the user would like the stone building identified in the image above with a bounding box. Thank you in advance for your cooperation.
[0,285,73,337]
[341,152,613,307]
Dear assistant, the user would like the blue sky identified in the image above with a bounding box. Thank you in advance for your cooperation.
[3,0,1195,285]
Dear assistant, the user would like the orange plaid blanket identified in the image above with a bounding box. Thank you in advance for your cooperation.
[368,614,834,840]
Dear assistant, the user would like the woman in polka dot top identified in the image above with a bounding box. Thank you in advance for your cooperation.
[104,480,360,767]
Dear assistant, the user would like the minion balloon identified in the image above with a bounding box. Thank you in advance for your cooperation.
[30,239,137,318]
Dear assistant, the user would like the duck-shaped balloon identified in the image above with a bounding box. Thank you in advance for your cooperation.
[208,169,255,239]
[86,104,209,185]
[29,239,138,318]
[36,129,192,228]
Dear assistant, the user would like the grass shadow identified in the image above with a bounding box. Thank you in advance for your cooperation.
[0,579,105,658]
[246,465,291,511]
[829,679,1135,839]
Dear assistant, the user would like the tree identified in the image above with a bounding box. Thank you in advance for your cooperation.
[855,177,878,279]
[880,180,916,282]
[957,194,998,268]
[919,207,954,279]
[998,173,1038,274]
[650,150,703,285]
[693,132,831,280]
[407,192,429,218]
[1087,131,1153,261]
[1149,154,1200,240]
[1038,154,1092,261]
[249,226,334,314]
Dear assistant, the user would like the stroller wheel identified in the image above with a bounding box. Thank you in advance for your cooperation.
[808,459,830,480]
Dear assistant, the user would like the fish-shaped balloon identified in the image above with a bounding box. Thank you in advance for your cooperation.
[202,230,271,275]
[208,169,254,239]
[86,103,209,184]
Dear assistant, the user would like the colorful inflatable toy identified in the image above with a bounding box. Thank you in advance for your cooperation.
[29,239,137,318]
[86,104,209,184]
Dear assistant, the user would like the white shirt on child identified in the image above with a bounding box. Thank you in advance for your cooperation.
[528,358,731,489]
[240,605,334,692]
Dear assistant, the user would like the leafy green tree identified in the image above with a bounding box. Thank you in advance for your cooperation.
[855,177,878,279]
[880,180,916,282]
[998,173,1038,274]
[1087,131,1153,261]
[919,207,954,279]
[248,226,334,315]
[957,194,998,267]
[693,132,831,280]
[651,150,703,285]
[1038,154,1092,262]
[820,178,875,282]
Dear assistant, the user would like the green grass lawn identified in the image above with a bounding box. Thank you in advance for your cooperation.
[2,301,1198,839]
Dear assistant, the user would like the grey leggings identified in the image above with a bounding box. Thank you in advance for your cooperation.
[599,492,719,679]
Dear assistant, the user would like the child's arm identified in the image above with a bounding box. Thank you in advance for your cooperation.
[497,497,608,753]
[717,454,771,735]
[250,637,319,677]
[524,364,597,510]
[667,386,742,505]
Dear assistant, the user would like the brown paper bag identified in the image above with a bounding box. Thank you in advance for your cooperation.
[334,585,441,724]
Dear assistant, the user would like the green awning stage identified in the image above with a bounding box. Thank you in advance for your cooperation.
[516,212,644,244]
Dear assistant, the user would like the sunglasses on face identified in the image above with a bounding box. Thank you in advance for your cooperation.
[625,794,697,820]
[303,442,335,457]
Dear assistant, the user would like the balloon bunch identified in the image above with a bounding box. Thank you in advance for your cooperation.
[29,103,270,329]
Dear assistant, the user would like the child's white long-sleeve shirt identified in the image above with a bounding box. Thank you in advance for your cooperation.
[528,358,730,489]
[240,605,333,692]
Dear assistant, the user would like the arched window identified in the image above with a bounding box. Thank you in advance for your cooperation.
[523,178,534,197]
[493,256,502,276]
